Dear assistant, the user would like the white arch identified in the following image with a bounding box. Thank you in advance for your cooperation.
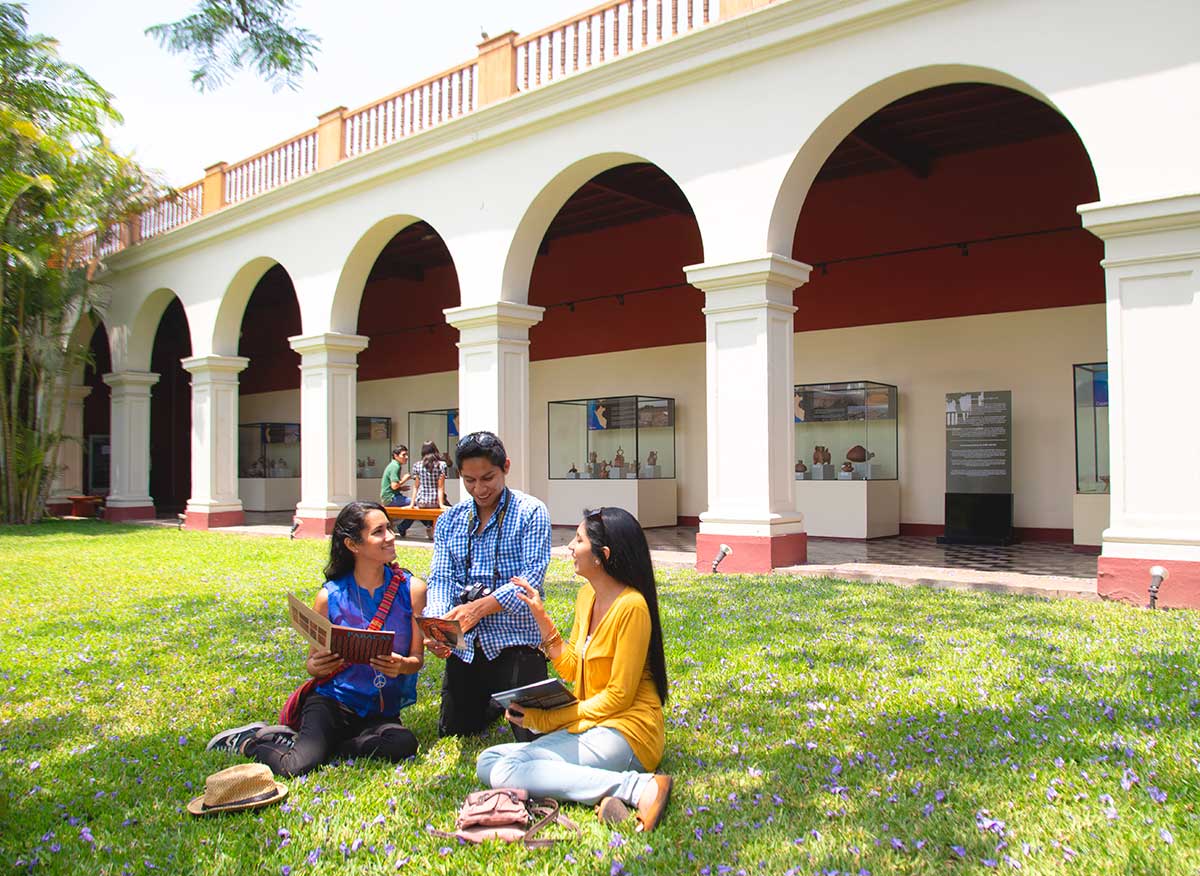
[499,152,703,305]
[209,256,292,356]
[328,215,459,335]
[118,287,190,373]
[766,64,1101,254]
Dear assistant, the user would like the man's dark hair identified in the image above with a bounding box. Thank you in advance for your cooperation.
[455,431,506,469]
[392,445,408,457]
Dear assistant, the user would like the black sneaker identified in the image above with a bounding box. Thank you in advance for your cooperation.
[254,724,297,749]
[205,722,267,755]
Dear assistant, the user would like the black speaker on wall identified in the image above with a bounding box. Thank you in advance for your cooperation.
[939,493,1015,545]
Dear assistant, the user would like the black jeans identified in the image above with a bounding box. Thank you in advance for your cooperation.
[439,643,547,742]
[246,693,417,778]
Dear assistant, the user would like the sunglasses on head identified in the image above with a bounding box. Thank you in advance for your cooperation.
[456,431,501,453]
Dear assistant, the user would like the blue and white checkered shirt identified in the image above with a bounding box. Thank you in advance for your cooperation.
[426,486,551,662]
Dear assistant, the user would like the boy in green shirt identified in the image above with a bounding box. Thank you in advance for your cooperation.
[380,445,412,507]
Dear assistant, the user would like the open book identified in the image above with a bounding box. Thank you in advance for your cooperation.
[287,593,394,663]
[416,616,465,650]
[490,678,577,711]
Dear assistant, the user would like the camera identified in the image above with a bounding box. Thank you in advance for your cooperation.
[458,581,494,604]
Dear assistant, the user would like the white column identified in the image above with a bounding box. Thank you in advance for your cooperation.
[685,254,811,572]
[181,355,249,529]
[1080,193,1200,608]
[102,371,159,519]
[444,301,544,492]
[288,333,369,537]
[47,383,92,511]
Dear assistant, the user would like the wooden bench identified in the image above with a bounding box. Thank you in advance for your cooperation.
[384,505,446,535]
[67,495,104,518]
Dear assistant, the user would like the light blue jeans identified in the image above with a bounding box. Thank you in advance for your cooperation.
[476,726,653,805]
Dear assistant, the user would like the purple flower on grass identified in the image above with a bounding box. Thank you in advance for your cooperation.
[1147,787,1167,804]
[1159,828,1173,845]
[951,846,966,859]
[80,827,95,845]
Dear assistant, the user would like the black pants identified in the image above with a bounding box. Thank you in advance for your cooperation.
[246,693,417,778]
[439,643,547,742]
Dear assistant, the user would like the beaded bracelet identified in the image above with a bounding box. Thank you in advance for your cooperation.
[539,629,563,657]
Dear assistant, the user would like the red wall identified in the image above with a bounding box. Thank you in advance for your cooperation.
[791,134,1102,330]
[356,262,460,381]
[238,267,302,395]
[528,212,705,360]
[239,132,1101,390]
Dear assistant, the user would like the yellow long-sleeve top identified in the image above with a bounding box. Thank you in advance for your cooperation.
[520,583,665,771]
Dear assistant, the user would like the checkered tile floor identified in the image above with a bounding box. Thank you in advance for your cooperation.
[554,526,1098,579]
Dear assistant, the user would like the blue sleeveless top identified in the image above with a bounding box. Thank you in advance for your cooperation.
[315,566,418,717]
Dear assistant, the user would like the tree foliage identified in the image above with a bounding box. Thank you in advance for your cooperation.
[0,3,161,523]
[146,0,320,92]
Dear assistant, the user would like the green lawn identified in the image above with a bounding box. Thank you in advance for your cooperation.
[1,522,1197,875]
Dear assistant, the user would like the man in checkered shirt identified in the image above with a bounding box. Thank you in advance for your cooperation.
[424,430,551,741]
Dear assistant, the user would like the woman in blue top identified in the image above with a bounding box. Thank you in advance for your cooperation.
[207,502,425,777]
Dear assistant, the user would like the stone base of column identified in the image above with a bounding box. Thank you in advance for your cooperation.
[696,531,808,573]
[294,516,337,538]
[184,504,245,530]
[1098,556,1200,609]
[105,504,156,521]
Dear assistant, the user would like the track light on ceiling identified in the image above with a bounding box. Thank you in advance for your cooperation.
[568,302,575,313]
[959,243,969,257]
[617,294,625,306]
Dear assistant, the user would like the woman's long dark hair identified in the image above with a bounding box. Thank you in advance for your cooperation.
[583,507,669,704]
[419,440,442,473]
[324,501,388,581]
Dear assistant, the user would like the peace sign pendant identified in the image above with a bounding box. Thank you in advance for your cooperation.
[373,672,387,690]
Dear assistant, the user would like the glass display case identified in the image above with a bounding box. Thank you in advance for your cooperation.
[238,423,301,478]
[356,416,392,481]
[407,408,460,479]
[793,381,898,481]
[1073,363,1109,494]
[548,396,676,480]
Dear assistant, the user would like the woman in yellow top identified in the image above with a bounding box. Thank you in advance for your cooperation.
[475,506,672,832]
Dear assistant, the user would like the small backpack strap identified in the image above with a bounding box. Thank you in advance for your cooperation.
[522,798,581,849]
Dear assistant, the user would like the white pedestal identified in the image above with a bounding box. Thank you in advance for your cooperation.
[809,463,835,480]
[1072,492,1109,548]
[240,477,302,512]
[547,478,677,528]
[794,479,900,539]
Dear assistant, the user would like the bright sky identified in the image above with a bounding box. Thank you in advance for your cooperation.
[28,1,585,184]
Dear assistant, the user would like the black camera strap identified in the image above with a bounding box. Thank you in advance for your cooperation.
[464,488,511,591]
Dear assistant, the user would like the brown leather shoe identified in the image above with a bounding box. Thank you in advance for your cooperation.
[634,774,672,832]
[596,796,632,826]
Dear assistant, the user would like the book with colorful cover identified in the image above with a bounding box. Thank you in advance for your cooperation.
[416,616,465,650]
[287,593,394,663]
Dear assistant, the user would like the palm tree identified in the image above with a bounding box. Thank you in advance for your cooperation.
[0,3,161,523]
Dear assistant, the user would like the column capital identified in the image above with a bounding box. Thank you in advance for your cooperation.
[102,371,160,392]
[288,332,369,365]
[687,255,810,316]
[444,301,545,331]
[181,354,250,380]
[1079,193,1200,240]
